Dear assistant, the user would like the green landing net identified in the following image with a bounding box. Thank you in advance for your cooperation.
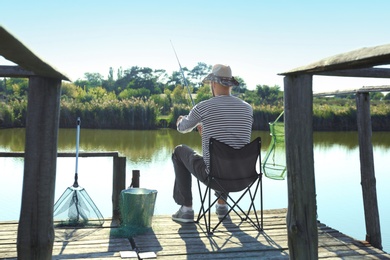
[262,111,287,180]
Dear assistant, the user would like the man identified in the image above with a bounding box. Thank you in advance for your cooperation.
[171,64,253,223]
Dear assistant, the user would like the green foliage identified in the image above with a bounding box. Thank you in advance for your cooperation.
[195,84,212,103]
[2,62,390,131]
[150,94,171,115]
[59,98,158,129]
[0,102,14,127]
[255,85,282,105]
[169,104,191,128]
[171,85,192,106]
[232,76,247,93]
[119,87,151,99]
[252,105,283,130]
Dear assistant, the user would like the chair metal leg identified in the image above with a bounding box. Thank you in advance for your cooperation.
[196,177,264,235]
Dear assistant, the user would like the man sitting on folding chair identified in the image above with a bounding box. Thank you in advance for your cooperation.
[172,64,253,223]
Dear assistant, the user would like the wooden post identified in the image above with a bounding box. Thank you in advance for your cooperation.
[132,170,140,188]
[356,91,382,249]
[284,74,318,259]
[17,76,61,259]
[112,156,126,220]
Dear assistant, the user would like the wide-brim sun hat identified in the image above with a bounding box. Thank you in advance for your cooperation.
[202,64,239,87]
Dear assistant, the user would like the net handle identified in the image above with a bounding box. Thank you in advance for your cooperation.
[73,117,81,187]
[273,111,284,124]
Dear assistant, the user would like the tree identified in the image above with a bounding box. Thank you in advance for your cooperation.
[171,85,191,105]
[233,76,247,94]
[195,84,212,103]
[108,67,114,81]
[256,84,282,105]
[371,92,384,100]
[188,62,211,88]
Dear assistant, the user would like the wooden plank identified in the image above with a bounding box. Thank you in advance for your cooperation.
[0,65,35,77]
[279,43,390,75]
[313,85,390,97]
[356,92,382,250]
[1,211,390,259]
[131,212,390,259]
[0,26,69,81]
[0,152,120,158]
[0,224,132,259]
[316,68,390,78]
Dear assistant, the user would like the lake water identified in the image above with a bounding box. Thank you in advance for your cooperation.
[0,128,389,253]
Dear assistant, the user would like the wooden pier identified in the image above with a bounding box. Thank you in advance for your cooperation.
[1,209,389,259]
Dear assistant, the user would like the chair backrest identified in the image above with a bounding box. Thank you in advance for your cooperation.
[208,137,261,192]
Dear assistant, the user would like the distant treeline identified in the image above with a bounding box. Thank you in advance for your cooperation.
[1,64,390,131]
[1,97,390,131]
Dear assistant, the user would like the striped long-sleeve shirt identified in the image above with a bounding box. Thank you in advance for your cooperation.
[177,95,253,171]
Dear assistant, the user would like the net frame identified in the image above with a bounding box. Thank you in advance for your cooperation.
[53,117,104,227]
[262,111,287,180]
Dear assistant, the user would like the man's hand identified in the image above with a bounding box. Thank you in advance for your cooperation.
[197,124,203,136]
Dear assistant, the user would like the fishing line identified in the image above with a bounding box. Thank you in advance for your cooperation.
[170,40,195,106]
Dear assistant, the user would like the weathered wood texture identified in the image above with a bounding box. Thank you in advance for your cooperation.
[17,77,62,259]
[0,26,69,80]
[313,85,390,97]
[112,156,126,220]
[1,220,133,259]
[280,43,390,75]
[0,65,35,77]
[2,210,389,259]
[356,92,382,250]
[284,75,318,259]
[0,152,121,157]
[316,68,390,78]
[132,210,390,259]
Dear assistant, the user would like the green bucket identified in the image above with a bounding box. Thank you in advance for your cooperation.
[120,188,158,228]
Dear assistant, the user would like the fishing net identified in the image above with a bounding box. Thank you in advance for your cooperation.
[53,186,104,227]
[53,117,104,227]
[262,111,287,180]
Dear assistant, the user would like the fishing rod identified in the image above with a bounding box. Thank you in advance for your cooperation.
[170,40,195,106]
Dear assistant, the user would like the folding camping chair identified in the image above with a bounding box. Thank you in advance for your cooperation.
[195,137,263,235]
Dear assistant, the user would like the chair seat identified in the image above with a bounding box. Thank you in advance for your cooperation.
[196,137,263,235]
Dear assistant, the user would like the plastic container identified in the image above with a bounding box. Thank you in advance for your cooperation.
[120,188,158,228]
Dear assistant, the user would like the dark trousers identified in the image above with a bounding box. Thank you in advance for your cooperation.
[172,144,230,207]
[172,145,208,206]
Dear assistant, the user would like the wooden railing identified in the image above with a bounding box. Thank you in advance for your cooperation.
[0,151,126,220]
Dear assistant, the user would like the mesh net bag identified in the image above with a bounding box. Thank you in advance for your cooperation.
[262,112,287,180]
[53,186,105,227]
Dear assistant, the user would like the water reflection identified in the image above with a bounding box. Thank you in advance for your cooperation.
[1,128,389,252]
[2,128,390,156]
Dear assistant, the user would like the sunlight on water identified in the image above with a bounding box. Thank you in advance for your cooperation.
[0,129,389,252]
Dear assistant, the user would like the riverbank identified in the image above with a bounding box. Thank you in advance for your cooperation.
[2,98,390,131]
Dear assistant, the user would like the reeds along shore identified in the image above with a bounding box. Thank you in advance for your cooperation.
[1,98,390,131]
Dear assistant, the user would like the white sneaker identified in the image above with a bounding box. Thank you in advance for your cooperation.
[172,206,194,223]
[216,204,229,219]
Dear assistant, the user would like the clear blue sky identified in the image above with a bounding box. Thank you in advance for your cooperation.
[2,0,390,91]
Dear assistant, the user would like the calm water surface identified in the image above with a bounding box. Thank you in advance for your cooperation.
[0,128,389,253]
